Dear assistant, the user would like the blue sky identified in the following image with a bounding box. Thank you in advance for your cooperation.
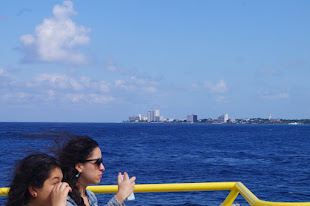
[0,0,309,122]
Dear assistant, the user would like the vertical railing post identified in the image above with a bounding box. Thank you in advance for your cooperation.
[221,187,240,206]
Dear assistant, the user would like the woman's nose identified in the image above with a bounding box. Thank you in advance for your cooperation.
[99,163,105,171]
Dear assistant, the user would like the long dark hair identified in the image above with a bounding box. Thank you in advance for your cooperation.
[7,153,61,206]
[56,136,99,206]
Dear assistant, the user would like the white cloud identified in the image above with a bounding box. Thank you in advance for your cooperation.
[214,96,227,103]
[31,73,113,93]
[1,70,160,105]
[105,57,119,72]
[20,1,90,65]
[34,73,71,89]
[204,80,227,93]
[66,93,115,104]
[69,79,83,91]
[259,91,289,100]
[0,72,114,104]
[115,80,125,87]
[143,86,157,93]
[0,68,15,87]
[0,68,5,76]
[98,81,110,92]
[190,83,200,91]
[47,90,55,97]
[20,34,35,45]
[2,92,30,101]
[53,1,77,18]
[0,68,11,77]
[114,76,159,93]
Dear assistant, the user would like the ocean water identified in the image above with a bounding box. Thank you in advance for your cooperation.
[0,122,309,206]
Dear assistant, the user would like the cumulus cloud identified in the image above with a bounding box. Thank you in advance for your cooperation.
[204,80,227,93]
[66,93,115,104]
[43,74,83,90]
[20,1,90,65]
[0,69,162,105]
[30,73,112,93]
[2,93,30,102]
[1,71,116,104]
[114,76,159,93]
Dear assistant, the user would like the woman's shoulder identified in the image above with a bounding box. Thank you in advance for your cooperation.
[65,190,97,206]
[86,189,98,204]
[66,195,77,206]
[86,188,97,198]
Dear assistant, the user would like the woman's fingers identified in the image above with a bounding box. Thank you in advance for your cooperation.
[56,182,71,193]
[117,172,122,185]
[123,172,129,180]
[51,182,71,206]
[129,176,136,183]
[115,172,136,203]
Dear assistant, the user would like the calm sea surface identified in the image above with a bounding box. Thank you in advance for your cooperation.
[0,123,309,206]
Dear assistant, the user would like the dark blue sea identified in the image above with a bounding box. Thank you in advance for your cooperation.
[0,123,309,206]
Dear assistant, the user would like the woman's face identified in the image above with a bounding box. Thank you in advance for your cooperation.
[79,146,105,185]
[34,167,63,206]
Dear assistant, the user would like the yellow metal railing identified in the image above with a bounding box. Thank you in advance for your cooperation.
[1,182,309,206]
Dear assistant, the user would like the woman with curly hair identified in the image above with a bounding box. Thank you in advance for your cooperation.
[57,136,135,206]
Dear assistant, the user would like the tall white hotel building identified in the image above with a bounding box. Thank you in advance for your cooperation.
[147,110,160,122]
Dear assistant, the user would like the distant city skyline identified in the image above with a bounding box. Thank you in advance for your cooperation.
[127,110,308,124]
[1,1,309,122]
[127,109,299,123]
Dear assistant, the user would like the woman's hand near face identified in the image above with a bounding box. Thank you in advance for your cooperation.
[115,172,136,204]
[51,182,72,206]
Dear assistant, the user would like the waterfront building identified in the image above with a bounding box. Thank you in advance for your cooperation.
[147,111,153,122]
[187,114,198,123]
[218,114,229,123]
[147,109,161,122]
[228,118,236,123]
[129,116,140,122]
[154,110,160,117]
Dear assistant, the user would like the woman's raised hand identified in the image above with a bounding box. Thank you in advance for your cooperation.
[51,182,72,206]
[115,172,136,204]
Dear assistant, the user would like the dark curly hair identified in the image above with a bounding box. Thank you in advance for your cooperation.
[7,153,61,206]
[56,136,99,206]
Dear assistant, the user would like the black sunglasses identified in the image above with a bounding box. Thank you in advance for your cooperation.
[82,158,103,167]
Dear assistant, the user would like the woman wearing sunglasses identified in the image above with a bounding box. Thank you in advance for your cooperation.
[57,136,135,206]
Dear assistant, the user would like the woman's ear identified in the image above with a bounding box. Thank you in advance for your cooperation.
[75,162,83,173]
[28,186,38,197]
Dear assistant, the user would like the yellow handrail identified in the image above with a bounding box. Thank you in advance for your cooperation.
[0,182,309,206]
